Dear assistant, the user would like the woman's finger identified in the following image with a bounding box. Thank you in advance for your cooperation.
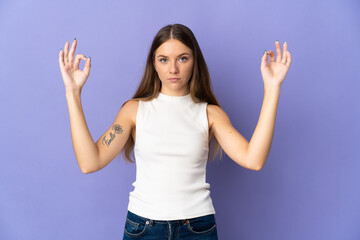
[286,50,291,67]
[59,49,65,68]
[83,57,91,77]
[268,50,276,63]
[64,41,69,64]
[282,42,288,64]
[69,39,77,63]
[275,41,282,63]
[261,50,268,69]
[74,54,87,71]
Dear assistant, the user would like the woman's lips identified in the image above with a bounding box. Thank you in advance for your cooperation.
[168,78,180,82]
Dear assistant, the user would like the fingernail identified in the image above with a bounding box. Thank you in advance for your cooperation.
[74,38,76,41]
[89,56,91,61]
[263,49,266,54]
[276,40,279,42]
[60,48,62,51]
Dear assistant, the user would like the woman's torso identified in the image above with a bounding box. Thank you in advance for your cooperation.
[128,100,215,144]
[125,95,217,220]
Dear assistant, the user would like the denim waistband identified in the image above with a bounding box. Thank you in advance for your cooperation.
[127,210,214,226]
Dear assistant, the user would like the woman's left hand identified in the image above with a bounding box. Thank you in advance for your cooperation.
[261,41,292,92]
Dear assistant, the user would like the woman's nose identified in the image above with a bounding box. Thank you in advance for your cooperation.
[169,61,179,74]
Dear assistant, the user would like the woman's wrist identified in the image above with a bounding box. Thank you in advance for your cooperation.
[65,88,82,98]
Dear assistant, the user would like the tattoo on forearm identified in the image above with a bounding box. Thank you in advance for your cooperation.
[102,124,123,148]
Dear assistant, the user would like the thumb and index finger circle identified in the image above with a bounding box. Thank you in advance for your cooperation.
[73,54,88,70]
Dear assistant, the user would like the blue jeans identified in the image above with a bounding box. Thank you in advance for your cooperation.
[123,210,218,239]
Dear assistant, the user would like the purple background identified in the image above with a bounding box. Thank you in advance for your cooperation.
[1,0,359,239]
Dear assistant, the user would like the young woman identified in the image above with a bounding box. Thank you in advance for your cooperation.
[58,23,291,240]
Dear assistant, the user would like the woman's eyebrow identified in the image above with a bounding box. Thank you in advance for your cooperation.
[156,53,190,58]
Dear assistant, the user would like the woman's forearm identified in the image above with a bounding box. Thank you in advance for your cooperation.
[247,87,281,170]
[65,91,99,173]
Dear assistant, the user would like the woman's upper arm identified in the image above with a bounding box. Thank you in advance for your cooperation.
[208,104,252,170]
[94,100,138,172]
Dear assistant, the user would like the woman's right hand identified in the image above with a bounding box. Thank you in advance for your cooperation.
[59,39,91,94]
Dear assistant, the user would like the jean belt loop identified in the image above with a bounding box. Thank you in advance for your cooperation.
[149,219,153,227]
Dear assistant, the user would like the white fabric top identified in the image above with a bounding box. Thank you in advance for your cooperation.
[127,92,216,220]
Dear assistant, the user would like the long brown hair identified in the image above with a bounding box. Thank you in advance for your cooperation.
[119,23,223,164]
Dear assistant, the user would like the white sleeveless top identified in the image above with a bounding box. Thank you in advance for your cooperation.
[127,92,216,220]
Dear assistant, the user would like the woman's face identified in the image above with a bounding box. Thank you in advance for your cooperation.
[153,39,194,96]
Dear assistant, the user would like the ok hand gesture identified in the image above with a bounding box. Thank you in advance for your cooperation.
[59,39,91,94]
[261,41,292,92]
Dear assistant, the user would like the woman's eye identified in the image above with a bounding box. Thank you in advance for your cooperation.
[159,57,187,63]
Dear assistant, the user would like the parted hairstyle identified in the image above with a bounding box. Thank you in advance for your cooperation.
[119,23,223,164]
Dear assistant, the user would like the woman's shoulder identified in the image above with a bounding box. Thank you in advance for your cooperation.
[206,104,217,130]
[122,99,139,111]
[206,104,227,130]
[120,99,139,127]
[206,104,223,116]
